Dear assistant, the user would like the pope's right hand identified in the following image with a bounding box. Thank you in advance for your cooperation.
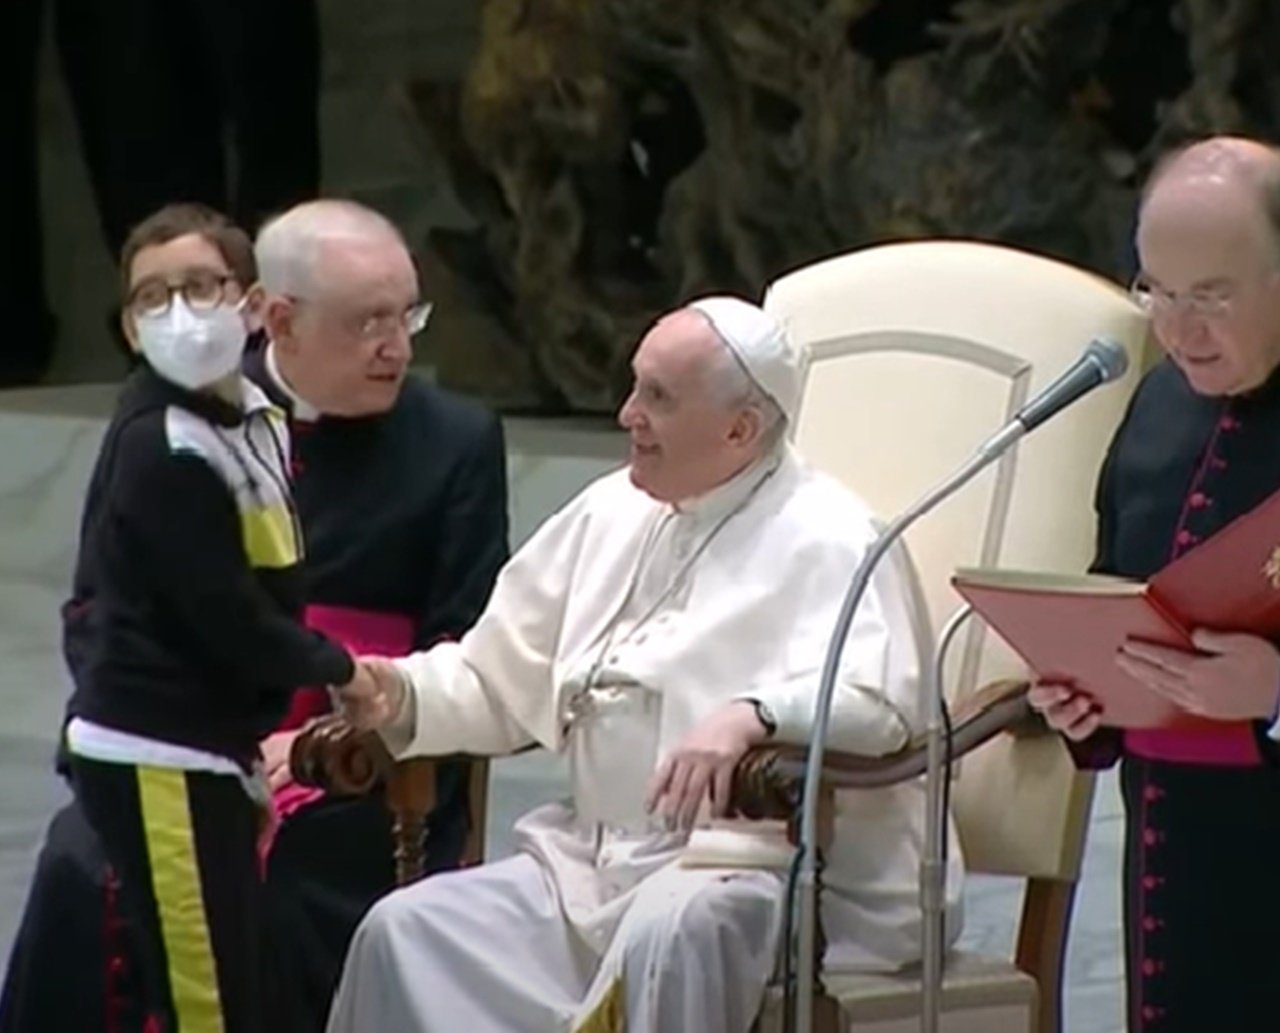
[336,657,406,732]
[1027,682,1102,741]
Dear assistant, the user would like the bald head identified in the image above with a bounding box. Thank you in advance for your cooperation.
[1141,137,1280,261]
[1136,136,1280,396]
[255,200,407,297]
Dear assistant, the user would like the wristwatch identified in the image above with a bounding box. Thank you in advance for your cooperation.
[745,697,778,738]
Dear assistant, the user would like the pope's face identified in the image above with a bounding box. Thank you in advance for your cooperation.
[1136,174,1280,396]
[617,311,758,504]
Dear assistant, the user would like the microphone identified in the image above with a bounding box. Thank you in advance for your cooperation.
[980,338,1129,457]
[1015,337,1129,431]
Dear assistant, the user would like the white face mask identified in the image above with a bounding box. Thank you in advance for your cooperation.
[134,297,248,390]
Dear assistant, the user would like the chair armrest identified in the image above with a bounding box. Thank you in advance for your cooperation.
[289,715,541,794]
[289,714,395,795]
[289,715,543,883]
[729,679,1031,822]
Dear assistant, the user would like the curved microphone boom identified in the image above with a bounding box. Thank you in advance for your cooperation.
[789,336,1129,1033]
[979,337,1129,459]
[1016,337,1129,431]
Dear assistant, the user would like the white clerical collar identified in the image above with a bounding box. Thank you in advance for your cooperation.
[672,443,786,524]
[265,342,321,422]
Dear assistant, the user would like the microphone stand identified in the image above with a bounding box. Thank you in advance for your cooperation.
[919,603,976,1029]
[790,337,1129,1033]
[791,422,1025,1033]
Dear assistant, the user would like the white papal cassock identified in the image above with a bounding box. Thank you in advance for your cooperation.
[326,443,964,1033]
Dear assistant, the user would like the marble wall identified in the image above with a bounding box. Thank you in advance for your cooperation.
[0,394,110,961]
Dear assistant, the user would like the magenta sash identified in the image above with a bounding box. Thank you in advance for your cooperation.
[1123,724,1261,767]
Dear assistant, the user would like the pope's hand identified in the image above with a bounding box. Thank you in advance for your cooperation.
[336,658,406,732]
[644,700,771,830]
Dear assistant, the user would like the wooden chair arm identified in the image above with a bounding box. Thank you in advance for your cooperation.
[287,717,458,882]
[729,679,1032,822]
[289,716,533,884]
[289,714,395,795]
[287,677,1030,886]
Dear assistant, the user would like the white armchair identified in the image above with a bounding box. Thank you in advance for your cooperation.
[745,239,1149,1033]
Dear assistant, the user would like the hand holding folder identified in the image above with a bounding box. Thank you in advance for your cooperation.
[952,487,1280,730]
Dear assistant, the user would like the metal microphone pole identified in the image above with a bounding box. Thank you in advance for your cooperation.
[791,422,1024,1033]
[919,603,975,1031]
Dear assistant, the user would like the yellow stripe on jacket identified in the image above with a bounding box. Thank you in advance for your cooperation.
[240,501,299,568]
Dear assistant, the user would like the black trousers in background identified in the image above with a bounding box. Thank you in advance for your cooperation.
[5,0,319,385]
[4,0,57,385]
[54,0,321,249]
[69,756,264,1033]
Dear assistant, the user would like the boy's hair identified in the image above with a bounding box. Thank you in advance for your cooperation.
[119,204,257,300]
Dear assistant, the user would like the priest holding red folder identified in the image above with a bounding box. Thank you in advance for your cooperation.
[1030,136,1280,1032]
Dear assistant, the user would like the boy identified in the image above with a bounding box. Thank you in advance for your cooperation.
[62,203,360,1032]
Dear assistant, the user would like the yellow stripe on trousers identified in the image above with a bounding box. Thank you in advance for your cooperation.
[136,766,225,1033]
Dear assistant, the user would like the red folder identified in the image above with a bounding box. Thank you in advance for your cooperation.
[952,490,1280,730]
